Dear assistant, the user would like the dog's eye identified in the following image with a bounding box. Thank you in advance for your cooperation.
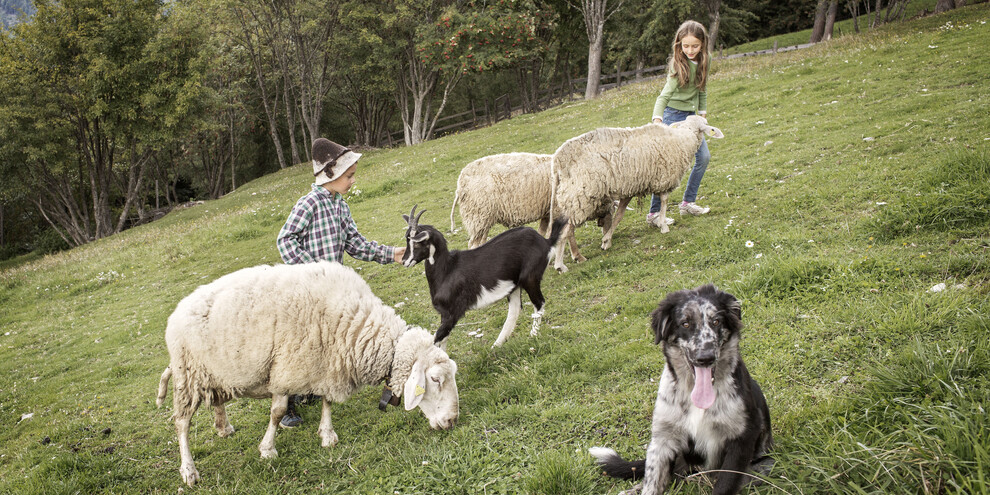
[681,322,690,328]
[711,319,720,326]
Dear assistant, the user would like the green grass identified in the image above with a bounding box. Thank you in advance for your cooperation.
[2,4,989,493]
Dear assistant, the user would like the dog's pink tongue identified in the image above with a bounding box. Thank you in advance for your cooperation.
[691,367,716,409]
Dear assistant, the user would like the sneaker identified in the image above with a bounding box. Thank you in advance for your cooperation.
[279,410,303,428]
[679,202,710,216]
[646,212,675,228]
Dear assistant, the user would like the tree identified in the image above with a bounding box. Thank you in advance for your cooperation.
[0,0,208,246]
[810,0,838,43]
[935,0,964,14]
[697,0,723,51]
[573,0,624,99]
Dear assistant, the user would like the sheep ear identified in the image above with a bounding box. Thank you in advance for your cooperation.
[705,126,724,139]
[403,359,428,411]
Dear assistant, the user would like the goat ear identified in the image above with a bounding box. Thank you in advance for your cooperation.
[413,230,429,243]
[705,125,724,139]
[403,359,428,411]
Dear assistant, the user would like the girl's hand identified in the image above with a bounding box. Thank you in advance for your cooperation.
[393,247,406,263]
[652,118,664,125]
[700,112,710,120]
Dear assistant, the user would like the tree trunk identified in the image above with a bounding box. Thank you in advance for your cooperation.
[847,1,860,33]
[935,0,955,13]
[578,0,622,100]
[810,0,829,42]
[823,0,839,41]
[703,0,722,52]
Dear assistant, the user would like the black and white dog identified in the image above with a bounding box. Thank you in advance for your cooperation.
[401,205,565,348]
[590,285,773,495]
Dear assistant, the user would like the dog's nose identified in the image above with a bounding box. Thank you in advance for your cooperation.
[694,347,717,367]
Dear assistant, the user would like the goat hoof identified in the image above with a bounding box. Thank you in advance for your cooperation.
[555,264,569,273]
[601,240,611,250]
[217,424,235,437]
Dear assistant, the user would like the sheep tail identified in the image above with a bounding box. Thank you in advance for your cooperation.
[547,217,567,249]
[588,447,646,480]
[450,188,459,232]
[156,366,172,408]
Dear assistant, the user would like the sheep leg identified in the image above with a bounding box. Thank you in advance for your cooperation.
[657,192,671,234]
[259,395,288,459]
[538,217,551,236]
[567,228,586,262]
[318,397,338,448]
[213,399,235,438]
[553,223,574,273]
[601,197,631,250]
[175,411,200,487]
[492,287,522,348]
[468,229,489,249]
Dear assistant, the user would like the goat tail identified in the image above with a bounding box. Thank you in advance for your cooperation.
[156,366,173,408]
[588,447,646,480]
[450,188,460,232]
[547,216,567,249]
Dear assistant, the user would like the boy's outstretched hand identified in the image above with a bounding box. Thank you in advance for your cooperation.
[393,247,406,263]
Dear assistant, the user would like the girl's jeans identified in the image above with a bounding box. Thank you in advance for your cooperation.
[649,107,710,213]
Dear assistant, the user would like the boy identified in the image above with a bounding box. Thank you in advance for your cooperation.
[276,138,405,427]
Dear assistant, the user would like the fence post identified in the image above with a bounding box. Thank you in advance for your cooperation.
[773,40,778,54]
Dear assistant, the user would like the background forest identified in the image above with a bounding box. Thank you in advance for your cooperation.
[0,0,949,260]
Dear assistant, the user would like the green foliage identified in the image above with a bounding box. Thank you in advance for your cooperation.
[1,4,989,493]
[417,0,554,74]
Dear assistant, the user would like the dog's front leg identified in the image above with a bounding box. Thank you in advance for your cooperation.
[711,435,757,495]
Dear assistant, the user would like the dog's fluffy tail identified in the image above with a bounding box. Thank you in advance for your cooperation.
[588,447,646,480]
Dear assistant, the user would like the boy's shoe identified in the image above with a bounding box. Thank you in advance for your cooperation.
[279,410,303,428]
[646,212,675,228]
[679,202,710,216]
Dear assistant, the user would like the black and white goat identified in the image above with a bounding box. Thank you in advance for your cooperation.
[401,205,565,348]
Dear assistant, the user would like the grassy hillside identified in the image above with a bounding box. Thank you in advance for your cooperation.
[1,4,988,494]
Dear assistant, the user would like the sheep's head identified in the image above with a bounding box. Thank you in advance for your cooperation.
[402,334,459,430]
[401,205,441,267]
[671,115,724,140]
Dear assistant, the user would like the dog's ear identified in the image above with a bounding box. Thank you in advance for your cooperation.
[718,289,743,333]
[651,294,680,345]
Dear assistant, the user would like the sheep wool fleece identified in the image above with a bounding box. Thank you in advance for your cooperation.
[164,261,417,417]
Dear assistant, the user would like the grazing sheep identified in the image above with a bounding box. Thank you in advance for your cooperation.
[550,115,723,272]
[403,205,564,347]
[156,262,459,487]
[449,152,614,262]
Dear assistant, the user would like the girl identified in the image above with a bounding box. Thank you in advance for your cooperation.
[647,20,713,228]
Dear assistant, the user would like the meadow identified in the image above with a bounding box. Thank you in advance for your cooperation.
[1,4,988,494]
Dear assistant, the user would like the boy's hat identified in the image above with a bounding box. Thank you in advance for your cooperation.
[312,138,361,185]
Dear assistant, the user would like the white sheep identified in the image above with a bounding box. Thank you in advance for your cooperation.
[155,261,459,487]
[550,115,723,272]
[449,152,614,262]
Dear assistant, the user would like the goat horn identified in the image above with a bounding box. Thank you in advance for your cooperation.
[415,208,426,225]
[406,205,419,227]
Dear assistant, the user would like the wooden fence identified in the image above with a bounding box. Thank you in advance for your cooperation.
[390,40,815,145]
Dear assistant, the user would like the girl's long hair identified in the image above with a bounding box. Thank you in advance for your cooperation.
[669,20,709,90]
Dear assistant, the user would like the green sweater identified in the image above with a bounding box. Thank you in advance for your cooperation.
[651,59,707,119]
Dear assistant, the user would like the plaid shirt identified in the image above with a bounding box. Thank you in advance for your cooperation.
[277,184,395,265]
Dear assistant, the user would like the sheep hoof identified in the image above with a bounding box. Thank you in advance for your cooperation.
[260,447,278,459]
[180,464,200,487]
[660,225,670,234]
[601,240,611,250]
[573,254,587,262]
[555,264,569,273]
[217,424,235,438]
[320,431,338,448]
